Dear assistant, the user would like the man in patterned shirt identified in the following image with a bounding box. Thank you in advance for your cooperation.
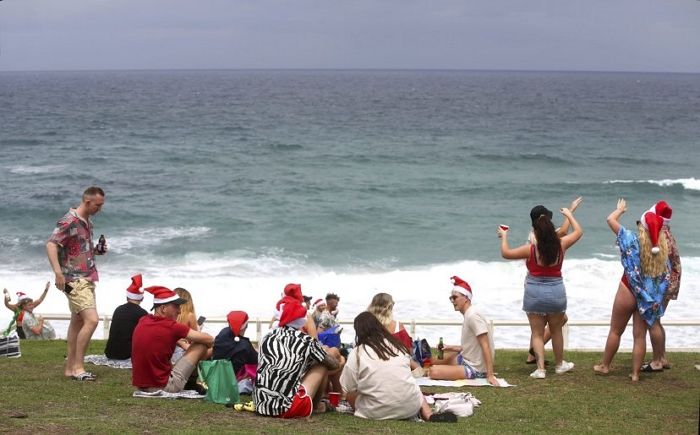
[46,186,105,381]
[254,302,344,418]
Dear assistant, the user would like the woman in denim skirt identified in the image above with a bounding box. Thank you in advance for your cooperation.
[498,202,583,379]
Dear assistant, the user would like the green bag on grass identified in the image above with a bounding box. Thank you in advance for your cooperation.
[198,359,240,405]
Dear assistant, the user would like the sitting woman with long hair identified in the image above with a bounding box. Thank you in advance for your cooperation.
[366,293,414,353]
[498,203,583,379]
[340,312,455,423]
[595,199,671,381]
[172,287,202,362]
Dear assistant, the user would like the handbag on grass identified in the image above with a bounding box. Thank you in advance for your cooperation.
[412,338,432,366]
[0,332,21,358]
[198,359,240,405]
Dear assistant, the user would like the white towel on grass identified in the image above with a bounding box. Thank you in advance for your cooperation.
[132,389,205,399]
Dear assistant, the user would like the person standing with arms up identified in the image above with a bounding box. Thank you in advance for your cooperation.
[46,186,106,381]
[498,202,583,379]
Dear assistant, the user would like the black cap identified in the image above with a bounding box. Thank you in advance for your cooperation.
[530,205,553,225]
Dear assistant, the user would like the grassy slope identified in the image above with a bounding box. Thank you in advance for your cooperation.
[1,340,698,434]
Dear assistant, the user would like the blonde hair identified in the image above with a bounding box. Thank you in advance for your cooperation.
[367,293,395,329]
[174,287,197,326]
[637,223,669,277]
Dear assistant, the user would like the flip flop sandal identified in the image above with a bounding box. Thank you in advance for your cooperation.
[72,372,97,381]
[640,363,663,372]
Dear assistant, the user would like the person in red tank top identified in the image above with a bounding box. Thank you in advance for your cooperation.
[499,198,583,379]
[367,293,419,371]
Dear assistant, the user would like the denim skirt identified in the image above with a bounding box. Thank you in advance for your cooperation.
[522,274,567,314]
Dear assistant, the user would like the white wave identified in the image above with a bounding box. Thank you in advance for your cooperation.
[2,256,698,348]
[106,226,211,253]
[7,164,68,175]
[605,177,700,191]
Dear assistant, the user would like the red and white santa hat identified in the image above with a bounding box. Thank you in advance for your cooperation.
[145,286,187,309]
[279,302,308,329]
[312,298,326,310]
[275,283,304,312]
[640,208,665,255]
[126,274,144,300]
[16,292,31,304]
[450,275,473,300]
[646,200,672,225]
[227,311,249,342]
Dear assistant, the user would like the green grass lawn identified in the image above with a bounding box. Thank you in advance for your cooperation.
[1,340,698,434]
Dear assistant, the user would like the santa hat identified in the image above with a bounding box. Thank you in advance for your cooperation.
[312,298,326,310]
[641,211,665,255]
[647,201,672,225]
[450,276,473,300]
[145,286,187,309]
[227,311,249,342]
[279,302,307,329]
[284,283,303,300]
[126,274,144,300]
[16,292,31,306]
[275,283,304,311]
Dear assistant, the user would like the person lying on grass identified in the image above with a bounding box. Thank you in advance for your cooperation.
[427,276,499,386]
[341,311,457,422]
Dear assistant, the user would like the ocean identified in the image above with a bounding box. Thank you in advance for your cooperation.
[1,70,698,350]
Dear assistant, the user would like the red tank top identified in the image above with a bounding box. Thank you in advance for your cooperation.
[526,244,563,277]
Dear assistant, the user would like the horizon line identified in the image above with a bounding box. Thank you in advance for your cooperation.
[1,67,699,75]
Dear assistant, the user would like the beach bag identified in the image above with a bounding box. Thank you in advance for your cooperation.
[0,332,21,358]
[433,392,481,417]
[198,359,240,405]
[318,325,341,348]
[412,338,432,366]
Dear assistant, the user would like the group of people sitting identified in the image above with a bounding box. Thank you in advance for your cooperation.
[96,273,499,423]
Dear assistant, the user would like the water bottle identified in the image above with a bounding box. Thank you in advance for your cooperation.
[96,234,106,254]
[437,337,444,360]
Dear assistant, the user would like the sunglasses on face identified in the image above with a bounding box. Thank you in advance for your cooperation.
[449,295,462,302]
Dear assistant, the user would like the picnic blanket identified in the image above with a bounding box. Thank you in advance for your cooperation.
[85,354,132,369]
[416,376,513,388]
[132,389,205,399]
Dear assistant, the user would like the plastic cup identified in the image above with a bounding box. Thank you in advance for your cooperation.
[328,392,340,407]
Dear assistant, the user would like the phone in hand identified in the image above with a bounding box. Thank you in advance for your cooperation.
[197,316,206,326]
[64,282,74,294]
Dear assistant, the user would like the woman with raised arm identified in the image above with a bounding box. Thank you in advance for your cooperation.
[594,199,671,381]
[498,202,583,379]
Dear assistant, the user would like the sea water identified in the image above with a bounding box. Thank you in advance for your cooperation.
[0,70,698,349]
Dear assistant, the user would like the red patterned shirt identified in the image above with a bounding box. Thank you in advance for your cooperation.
[47,209,99,282]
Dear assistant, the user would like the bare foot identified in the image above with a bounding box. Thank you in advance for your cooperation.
[313,402,327,414]
[593,364,609,375]
[629,373,639,382]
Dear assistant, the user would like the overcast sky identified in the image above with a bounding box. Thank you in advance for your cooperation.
[1,0,699,72]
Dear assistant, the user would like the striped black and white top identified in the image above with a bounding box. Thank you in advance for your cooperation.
[253,326,327,416]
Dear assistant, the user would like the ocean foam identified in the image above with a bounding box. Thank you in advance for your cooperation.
[105,226,211,253]
[605,177,700,191]
[7,164,68,175]
[1,256,698,349]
